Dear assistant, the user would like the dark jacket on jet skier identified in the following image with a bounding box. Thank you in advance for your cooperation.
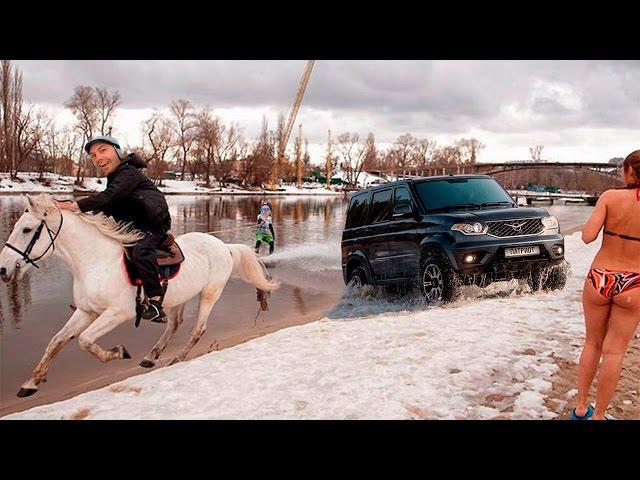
[77,153,171,300]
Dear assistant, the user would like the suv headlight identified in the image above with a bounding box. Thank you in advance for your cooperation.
[541,216,559,230]
[451,222,488,235]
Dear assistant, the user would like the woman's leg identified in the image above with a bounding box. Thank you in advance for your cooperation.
[593,287,640,419]
[576,279,611,416]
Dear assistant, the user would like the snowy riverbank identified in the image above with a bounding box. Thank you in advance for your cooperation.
[0,172,342,196]
[4,231,622,420]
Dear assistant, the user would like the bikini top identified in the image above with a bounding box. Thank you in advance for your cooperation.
[604,188,640,242]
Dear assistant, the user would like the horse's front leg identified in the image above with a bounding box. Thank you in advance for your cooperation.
[77,309,134,363]
[140,304,185,368]
[18,308,97,397]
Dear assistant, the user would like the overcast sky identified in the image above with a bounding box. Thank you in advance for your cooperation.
[14,60,640,164]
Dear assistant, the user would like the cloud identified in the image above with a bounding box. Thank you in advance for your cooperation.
[12,60,640,163]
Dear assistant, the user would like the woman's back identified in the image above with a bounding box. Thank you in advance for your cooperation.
[593,188,640,271]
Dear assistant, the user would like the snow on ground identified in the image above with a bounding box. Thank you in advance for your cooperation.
[2,232,595,420]
[0,173,341,195]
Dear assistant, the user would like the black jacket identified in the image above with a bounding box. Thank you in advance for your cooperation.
[77,154,170,232]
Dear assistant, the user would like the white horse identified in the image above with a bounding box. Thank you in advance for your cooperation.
[0,193,279,398]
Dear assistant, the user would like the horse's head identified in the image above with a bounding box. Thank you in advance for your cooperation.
[0,194,62,283]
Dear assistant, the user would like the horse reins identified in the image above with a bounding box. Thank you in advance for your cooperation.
[4,209,64,269]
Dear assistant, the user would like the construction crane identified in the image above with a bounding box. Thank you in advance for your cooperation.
[268,60,315,189]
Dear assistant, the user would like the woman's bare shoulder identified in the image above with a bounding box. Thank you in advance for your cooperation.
[600,189,623,201]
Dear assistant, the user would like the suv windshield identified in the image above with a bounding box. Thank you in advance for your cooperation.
[414,177,515,213]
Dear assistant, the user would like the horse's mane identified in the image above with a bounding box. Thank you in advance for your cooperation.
[76,212,145,246]
[29,193,145,246]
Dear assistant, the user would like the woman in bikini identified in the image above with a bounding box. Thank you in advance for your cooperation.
[573,150,640,420]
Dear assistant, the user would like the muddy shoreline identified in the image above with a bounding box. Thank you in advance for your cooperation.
[0,278,343,417]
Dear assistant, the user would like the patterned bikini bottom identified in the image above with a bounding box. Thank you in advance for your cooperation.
[587,268,640,300]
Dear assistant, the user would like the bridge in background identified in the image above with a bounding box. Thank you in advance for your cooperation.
[390,161,619,178]
[506,189,598,206]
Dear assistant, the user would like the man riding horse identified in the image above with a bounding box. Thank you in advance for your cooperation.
[54,135,171,323]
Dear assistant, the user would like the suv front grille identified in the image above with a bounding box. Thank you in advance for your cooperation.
[486,218,544,237]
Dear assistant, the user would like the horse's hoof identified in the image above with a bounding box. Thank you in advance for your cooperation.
[167,358,179,366]
[139,359,155,368]
[112,345,131,359]
[17,387,38,398]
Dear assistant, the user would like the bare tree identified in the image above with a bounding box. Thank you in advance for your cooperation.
[193,106,221,187]
[142,111,176,183]
[241,117,274,188]
[65,85,100,184]
[12,106,42,178]
[213,123,241,189]
[529,145,544,161]
[411,138,437,172]
[456,138,485,164]
[271,112,289,183]
[57,127,82,176]
[1,60,14,173]
[387,133,416,176]
[335,132,368,188]
[432,145,462,169]
[362,133,378,172]
[228,137,249,186]
[169,99,196,180]
[94,87,122,135]
[303,138,311,177]
[0,60,26,178]
[33,111,55,180]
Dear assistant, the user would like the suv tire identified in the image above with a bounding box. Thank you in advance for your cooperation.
[348,266,368,288]
[526,263,568,292]
[420,254,461,303]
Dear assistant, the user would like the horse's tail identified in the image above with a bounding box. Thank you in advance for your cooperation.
[226,244,280,292]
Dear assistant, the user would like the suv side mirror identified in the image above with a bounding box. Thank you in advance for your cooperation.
[393,204,413,217]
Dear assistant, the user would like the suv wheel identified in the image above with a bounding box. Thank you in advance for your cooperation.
[526,263,568,292]
[348,266,367,288]
[420,254,460,303]
[544,263,568,290]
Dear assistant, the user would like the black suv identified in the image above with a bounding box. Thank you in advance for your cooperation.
[341,174,567,302]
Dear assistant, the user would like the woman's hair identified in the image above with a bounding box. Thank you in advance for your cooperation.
[621,150,640,189]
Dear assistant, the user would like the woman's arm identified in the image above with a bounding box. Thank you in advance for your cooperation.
[582,190,610,244]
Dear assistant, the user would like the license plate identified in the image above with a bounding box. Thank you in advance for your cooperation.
[505,246,540,258]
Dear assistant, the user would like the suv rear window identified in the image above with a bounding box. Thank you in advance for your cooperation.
[370,189,393,223]
[346,192,370,228]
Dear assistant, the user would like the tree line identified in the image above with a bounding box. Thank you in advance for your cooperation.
[5,60,591,190]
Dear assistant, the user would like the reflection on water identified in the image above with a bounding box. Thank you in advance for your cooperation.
[292,287,306,315]
[168,195,345,247]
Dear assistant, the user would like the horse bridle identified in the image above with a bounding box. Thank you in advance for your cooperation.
[4,209,64,269]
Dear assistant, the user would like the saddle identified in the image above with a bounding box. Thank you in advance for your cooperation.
[123,232,185,286]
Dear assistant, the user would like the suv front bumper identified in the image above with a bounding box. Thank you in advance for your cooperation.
[450,233,565,281]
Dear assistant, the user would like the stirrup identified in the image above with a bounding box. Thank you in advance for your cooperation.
[142,302,167,323]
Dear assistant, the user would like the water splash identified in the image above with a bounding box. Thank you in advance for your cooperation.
[261,242,342,272]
